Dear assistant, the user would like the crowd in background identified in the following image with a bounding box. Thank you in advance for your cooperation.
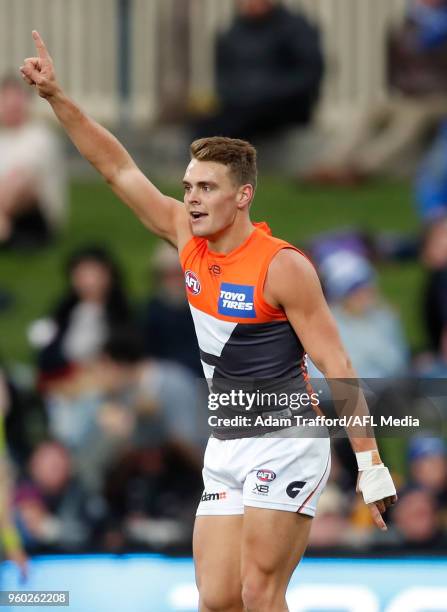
[1,0,447,566]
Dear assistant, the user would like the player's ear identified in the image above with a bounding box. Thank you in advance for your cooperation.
[237,184,253,208]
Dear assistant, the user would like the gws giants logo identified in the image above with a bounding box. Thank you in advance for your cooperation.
[257,469,276,482]
[286,481,306,499]
[185,270,201,295]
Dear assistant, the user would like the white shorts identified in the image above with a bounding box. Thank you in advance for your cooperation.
[196,429,331,518]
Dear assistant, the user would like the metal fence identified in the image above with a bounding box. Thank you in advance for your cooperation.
[0,0,408,125]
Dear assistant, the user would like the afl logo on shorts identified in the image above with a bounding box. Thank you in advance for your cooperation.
[257,469,276,482]
[185,270,201,295]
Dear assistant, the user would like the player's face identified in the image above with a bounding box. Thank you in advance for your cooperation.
[183,160,250,239]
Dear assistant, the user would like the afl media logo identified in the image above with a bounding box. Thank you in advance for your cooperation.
[185,270,201,295]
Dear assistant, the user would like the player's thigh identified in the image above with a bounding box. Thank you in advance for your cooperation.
[193,515,244,603]
[241,507,312,588]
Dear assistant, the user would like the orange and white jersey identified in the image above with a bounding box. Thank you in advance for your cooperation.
[180,222,308,384]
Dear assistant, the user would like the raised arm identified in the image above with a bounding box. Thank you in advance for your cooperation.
[20,31,191,248]
[264,249,397,529]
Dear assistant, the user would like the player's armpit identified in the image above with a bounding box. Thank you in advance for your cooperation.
[109,165,191,247]
[264,249,352,377]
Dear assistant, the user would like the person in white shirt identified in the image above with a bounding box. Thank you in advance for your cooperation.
[0,74,67,248]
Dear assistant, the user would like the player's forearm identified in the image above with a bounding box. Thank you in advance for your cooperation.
[322,359,379,455]
[47,90,133,183]
[328,381,379,453]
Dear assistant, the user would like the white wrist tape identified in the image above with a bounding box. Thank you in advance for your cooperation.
[357,465,397,504]
[355,450,382,471]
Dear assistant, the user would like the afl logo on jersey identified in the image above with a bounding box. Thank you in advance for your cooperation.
[185,270,201,295]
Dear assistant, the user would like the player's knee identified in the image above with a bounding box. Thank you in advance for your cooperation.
[241,567,280,611]
[199,583,242,612]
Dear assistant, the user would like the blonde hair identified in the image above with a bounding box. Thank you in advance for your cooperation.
[190,137,257,189]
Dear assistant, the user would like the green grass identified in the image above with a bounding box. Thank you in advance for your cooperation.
[0,177,424,364]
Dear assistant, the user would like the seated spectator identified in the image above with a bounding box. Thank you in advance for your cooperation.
[41,368,103,456]
[407,436,447,510]
[102,441,201,553]
[306,0,447,184]
[14,441,99,553]
[192,0,324,142]
[44,329,205,500]
[309,250,409,378]
[30,246,133,377]
[94,331,207,456]
[92,332,203,551]
[388,487,447,551]
[0,74,67,248]
[139,242,202,376]
[40,363,132,499]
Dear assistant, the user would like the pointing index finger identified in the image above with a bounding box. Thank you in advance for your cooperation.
[32,30,49,59]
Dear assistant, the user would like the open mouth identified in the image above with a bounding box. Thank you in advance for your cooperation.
[190,211,208,220]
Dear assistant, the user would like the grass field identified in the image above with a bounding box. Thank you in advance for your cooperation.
[0,177,424,364]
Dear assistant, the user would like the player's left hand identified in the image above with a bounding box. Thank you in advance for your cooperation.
[356,464,397,531]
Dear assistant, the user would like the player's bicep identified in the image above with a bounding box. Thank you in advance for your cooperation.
[110,166,187,246]
[287,293,347,374]
[268,250,349,374]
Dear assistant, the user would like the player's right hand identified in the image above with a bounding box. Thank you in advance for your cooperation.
[20,31,59,99]
[356,464,397,531]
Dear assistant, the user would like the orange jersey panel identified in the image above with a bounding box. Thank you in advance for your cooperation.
[181,222,304,324]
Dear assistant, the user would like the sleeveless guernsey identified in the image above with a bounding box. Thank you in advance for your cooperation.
[180,222,312,439]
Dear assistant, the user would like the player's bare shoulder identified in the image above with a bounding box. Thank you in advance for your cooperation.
[264,247,321,309]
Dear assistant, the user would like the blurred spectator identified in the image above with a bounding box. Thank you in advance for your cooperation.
[310,250,409,378]
[192,0,324,141]
[0,74,67,248]
[102,442,201,552]
[95,331,206,456]
[14,441,98,553]
[93,332,203,551]
[307,0,447,184]
[407,436,447,507]
[308,448,357,551]
[417,216,447,373]
[307,483,352,550]
[415,120,447,222]
[38,328,205,516]
[0,375,28,579]
[29,246,133,379]
[139,242,202,376]
[41,369,103,457]
[389,487,446,550]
